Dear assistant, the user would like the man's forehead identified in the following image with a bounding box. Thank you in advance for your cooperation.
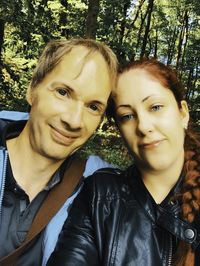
[58,46,89,77]
[57,46,105,81]
[63,45,93,64]
[37,45,109,90]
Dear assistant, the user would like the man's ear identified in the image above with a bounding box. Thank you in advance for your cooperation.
[180,100,190,129]
[26,86,33,106]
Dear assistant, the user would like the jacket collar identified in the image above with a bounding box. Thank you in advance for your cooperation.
[127,165,200,249]
[127,166,158,222]
[0,120,27,147]
[127,165,183,221]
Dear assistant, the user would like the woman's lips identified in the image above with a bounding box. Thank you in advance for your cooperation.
[140,139,164,149]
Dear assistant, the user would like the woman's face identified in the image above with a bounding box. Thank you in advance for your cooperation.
[114,69,189,173]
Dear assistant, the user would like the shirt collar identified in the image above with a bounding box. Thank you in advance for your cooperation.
[44,155,74,191]
[2,120,74,192]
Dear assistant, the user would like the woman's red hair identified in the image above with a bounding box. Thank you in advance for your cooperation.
[116,58,200,265]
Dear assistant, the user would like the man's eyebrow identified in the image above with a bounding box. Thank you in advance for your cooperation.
[51,82,107,108]
[51,82,74,92]
[90,100,107,108]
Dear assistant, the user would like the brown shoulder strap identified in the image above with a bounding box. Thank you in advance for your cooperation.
[0,156,86,266]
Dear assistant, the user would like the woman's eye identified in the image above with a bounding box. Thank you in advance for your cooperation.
[118,114,134,122]
[57,88,69,97]
[151,105,163,112]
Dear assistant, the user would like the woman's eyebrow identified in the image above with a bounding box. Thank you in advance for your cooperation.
[116,104,132,111]
[142,94,159,102]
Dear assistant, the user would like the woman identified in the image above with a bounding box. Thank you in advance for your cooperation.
[47,59,200,265]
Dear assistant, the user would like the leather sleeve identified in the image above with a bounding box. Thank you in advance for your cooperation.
[47,176,100,266]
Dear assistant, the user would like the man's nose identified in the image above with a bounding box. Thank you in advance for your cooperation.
[61,101,84,130]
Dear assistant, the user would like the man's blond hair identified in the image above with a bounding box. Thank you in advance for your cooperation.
[30,38,118,90]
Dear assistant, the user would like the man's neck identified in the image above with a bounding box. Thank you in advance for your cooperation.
[6,131,64,201]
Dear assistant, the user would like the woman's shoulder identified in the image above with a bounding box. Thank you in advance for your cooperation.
[83,166,134,199]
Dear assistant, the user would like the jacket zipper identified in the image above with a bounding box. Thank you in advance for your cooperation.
[167,234,173,266]
[0,149,8,224]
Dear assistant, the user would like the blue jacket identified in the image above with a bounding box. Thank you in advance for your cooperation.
[0,111,114,265]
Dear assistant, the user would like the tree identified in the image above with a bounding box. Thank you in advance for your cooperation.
[0,0,199,124]
[85,0,100,38]
[140,0,154,58]
[176,10,189,70]
[0,19,5,63]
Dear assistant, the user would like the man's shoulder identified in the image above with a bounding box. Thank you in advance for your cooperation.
[0,112,28,143]
[0,111,29,121]
[83,155,116,177]
[0,117,10,136]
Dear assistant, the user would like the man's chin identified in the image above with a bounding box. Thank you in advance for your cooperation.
[68,144,83,157]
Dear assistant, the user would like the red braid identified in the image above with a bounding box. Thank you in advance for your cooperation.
[173,127,200,266]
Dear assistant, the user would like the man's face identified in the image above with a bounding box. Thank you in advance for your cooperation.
[26,46,111,161]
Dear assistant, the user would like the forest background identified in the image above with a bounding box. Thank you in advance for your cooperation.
[0,0,199,167]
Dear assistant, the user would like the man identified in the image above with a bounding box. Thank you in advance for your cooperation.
[0,39,118,265]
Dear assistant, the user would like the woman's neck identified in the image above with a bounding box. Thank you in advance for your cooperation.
[140,157,184,204]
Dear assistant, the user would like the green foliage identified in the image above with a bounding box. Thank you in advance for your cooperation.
[1,0,199,112]
[79,129,133,169]
[0,0,199,164]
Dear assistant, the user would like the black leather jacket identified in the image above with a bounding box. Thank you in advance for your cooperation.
[48,166,200,266]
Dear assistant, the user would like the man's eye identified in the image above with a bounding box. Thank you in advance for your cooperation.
[57,88,69,97]
[151,105,163,112]
[89,104,99,112]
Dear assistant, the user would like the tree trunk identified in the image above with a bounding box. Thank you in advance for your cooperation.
[85,0,100,39]
[176,10,188,70]
[166,27,177,65]
[60,0,69,37]
[135,10,148,59]
[0,19,5,63]
[191,58,199,99]
[153,28,158,58]
[140,0,154,58]
[186,68,193,100]
[179,11,189,75]
[124,0,146,40]
[119,1,131,45]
